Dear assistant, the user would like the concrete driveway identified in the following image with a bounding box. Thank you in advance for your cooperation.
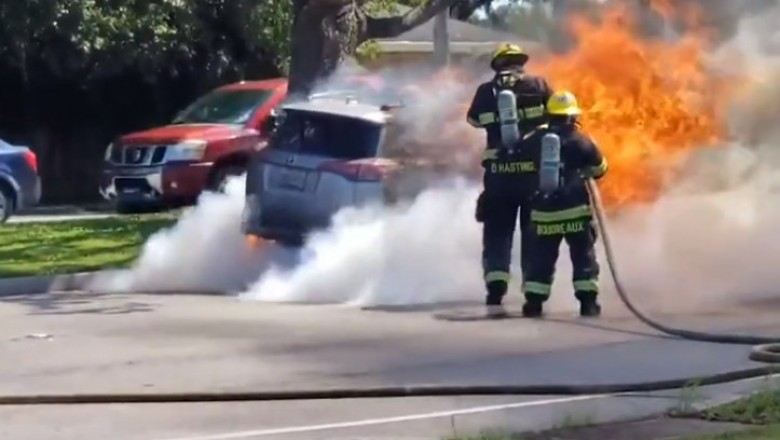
[0,290,778,440]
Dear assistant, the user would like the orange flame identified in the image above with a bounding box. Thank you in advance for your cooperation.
[532,1,736,208]
[391,1,745,209]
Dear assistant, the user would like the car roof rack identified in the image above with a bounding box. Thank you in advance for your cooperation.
[304,90,406,117]
[307,90,359,102]
[379,102,405,111]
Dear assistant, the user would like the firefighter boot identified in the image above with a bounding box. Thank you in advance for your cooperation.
[485,281,508,318]
[576,291,601,318]
[521,293,545,318]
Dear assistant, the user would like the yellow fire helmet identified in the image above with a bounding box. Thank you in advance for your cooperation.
[546,90,583,116]
[490,42,529,71]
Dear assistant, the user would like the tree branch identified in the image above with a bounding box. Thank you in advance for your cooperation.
[365,0,463,39]
[450,0,493,21]
[305,0,355,7]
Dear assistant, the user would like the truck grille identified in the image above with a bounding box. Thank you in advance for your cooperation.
[112,145,167,165]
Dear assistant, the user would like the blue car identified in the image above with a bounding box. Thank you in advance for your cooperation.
[0,138,41,222]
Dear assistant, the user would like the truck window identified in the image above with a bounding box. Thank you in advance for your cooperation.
[271,111,383,159]
[172,89,273,125]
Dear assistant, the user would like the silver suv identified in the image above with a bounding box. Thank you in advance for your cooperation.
[241,96,468,246]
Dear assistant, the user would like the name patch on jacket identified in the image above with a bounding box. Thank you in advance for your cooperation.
[489,161,535,174]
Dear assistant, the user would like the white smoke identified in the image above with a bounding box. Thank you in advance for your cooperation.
[92,1,780,316]
[243,178,485,307]
[95,177,263,294]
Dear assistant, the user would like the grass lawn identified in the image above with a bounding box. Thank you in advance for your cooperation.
[447,389,780,440]
[683,388,780,439]
[0,213,178,277]
[681,425,780,439]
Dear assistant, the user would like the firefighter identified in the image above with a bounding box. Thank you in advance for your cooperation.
[520,90,608,318]
[467,42,554,315]
[467,43,554,139]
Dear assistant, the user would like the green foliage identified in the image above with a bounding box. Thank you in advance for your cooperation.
[0,0,467,203]
[356,39,383,60]
[504,1,553,41]
[248,0,293,73]
[468,0,551,40]
[682,424,780,439]
[0,0,293,80]
[0,0,194,79]
[0,0,425,81]
[364,0,428,16]
[700,389,780,425]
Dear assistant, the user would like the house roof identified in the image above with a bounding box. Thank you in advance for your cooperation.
[371,6,542,54]
[387,17,521,43]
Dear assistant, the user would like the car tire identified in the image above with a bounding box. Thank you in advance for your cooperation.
[210,164,246,194]
[114,199,148,215]
[0,185,13,223]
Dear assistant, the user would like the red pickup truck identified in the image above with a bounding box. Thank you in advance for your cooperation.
[99,78,288,213]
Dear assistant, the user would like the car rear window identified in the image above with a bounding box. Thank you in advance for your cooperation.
[270,110,382,159]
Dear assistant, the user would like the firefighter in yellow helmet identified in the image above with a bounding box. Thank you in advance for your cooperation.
[467,42,554,315]
[519,90,609,318]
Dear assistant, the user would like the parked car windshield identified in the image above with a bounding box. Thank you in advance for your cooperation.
[270,110,383,159]
[172,88,273,125]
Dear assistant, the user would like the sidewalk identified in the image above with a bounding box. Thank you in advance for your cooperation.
[524,417,747,440]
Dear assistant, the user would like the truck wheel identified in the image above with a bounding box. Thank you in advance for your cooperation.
[210,164,246,194]
[0,185,13,223]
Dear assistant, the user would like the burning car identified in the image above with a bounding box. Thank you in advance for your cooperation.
[241,94,476,246]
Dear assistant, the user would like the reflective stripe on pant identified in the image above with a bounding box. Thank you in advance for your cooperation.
[523,216,600,301]
[480,192,531,293]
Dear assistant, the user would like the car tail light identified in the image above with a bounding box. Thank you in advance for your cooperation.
[318,161,387,182]
[23,149,38,173]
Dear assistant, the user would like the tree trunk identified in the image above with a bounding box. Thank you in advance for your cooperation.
[287,0,362,98]
[286,0,463,98]
[433,12,450,67]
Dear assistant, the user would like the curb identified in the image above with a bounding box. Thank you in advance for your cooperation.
[0,270,230,297]
[17,204,113,215]
[0,270,122,297]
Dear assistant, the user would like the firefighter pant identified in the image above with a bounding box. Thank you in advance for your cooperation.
[477,192,531,301]
[523,214,600,303]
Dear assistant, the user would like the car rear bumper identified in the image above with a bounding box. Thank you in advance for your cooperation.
[246,226,306,247]
[241,194,322,246]
[19,175,42,209]
[99,161,213,203]
[3,171,41,211]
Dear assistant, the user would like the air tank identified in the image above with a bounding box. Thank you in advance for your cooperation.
[539,132,562,193]
[496,89,520,149]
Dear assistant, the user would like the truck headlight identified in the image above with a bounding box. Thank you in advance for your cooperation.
[165,140,207,162]
[104,142,114,161]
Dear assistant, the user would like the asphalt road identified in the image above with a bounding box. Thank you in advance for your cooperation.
[1,290,779,440]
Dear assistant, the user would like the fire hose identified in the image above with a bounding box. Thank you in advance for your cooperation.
[0,182,779,405]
